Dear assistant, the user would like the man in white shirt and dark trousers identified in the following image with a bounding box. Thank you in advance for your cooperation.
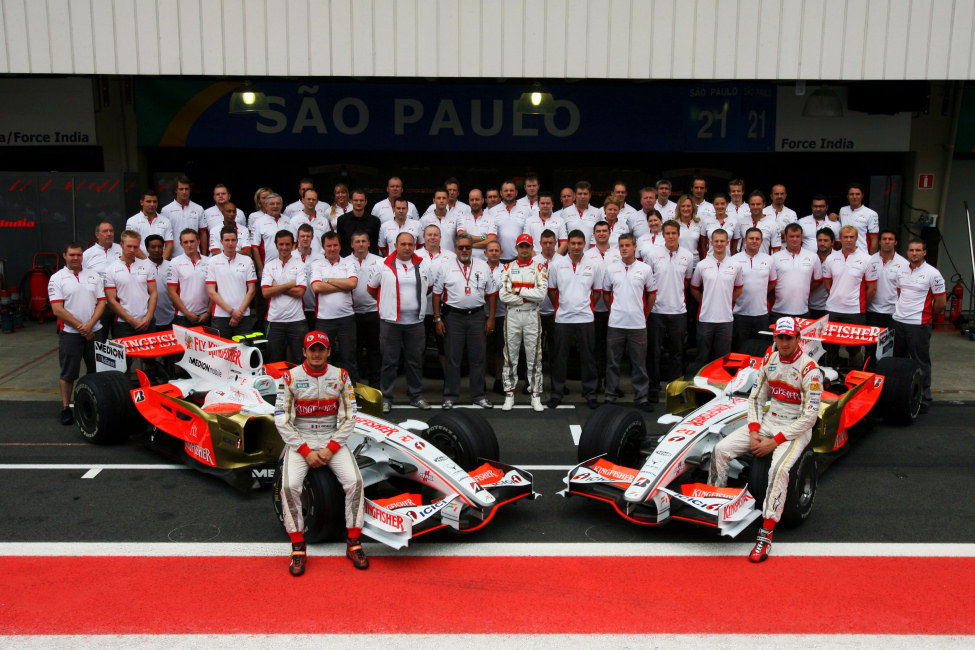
[49,241,107,424]
[311,231,359,385]
[167,229,211,327]
[160,176,203,258]
[823,225,878,368]
[770,223,822,323]
[602,234,657,411]
[546,230,601,409]
[690,229,744,365]
[866,229,909,361]
[646,221,694,402]
[104,230,158,340]
[145,235,175,330]
[892,238,946,413]
[534,230,560,393]
[368,232,434,413]
[839,183,880,254]
[206,226,258,339]
[432,233,498,409]
[585,221,620,393]
[261,230,309,363]
[347,231,383,387]
[82,220,122,340]
[731,227,776,351]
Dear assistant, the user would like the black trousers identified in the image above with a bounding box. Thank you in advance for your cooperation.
[732,313,770,352]
[315,315,358,385]
[266,319,309,363]
[355,311,382,385]
[551,321,598,401]
[649,312,686,392]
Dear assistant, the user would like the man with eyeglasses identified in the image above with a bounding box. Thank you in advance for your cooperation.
[708,316,823,563]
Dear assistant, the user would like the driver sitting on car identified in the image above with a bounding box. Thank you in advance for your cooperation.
[275,330,368,575]
[708,316,823,562]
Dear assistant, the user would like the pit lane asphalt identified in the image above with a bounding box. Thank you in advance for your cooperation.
[2,400,974,544]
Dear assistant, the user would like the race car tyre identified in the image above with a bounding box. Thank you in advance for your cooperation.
[577,405,649,467]
[272,458,346,544]
[873,357,923,425]
[742,338,772,358]
[747,446,818,529]
[423,410,500,471]
[73,371,140,445]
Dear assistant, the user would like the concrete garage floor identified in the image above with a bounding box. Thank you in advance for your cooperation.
[2,317,973,405]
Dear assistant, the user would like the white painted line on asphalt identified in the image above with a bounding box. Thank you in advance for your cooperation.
[391,404,575,409]
[80,468,102,479]
[0,464,188,470]
[0,635,969,649]
[569,424,581,445]
[2,542,975,557]
[519,465,572,471]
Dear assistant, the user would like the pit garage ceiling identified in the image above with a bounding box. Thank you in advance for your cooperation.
[2,0,975,80]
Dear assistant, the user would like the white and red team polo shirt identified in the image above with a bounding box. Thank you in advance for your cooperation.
[208,223,252,255]
[839,204,880,253]
[419,213,460,254]
[160,200,203,257]
[250,214,295,260]
[602,259,657,329]
[104,258,156,321]
[691,255,744,323]
[584,246,620,314]
[378,219,423,253]
[310,257,357,319]
[125,212,173,253]
[347,252,383,317]
[823,249,878,314]
[205,252,258,317]
[547,255,599,324]
[893,261,946,325]
[647,246,694,315]
[456,212,497,260]
[560,205,601,251]
[731,251,776,317]
[433,258,498,310]
[371,198,419,224]
[490,202,532,259]
[261,255,307,323]
[868,252,909,315]
[82,242,123,281]
[48,267,106,333]
[737,214,781,255]
[771,248,822,315]
[797,215,842,252]
[524,214,568,254]
[167,255,210,315]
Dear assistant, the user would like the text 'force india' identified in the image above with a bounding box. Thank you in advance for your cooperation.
[560,316,922,536]
[73,325,537,548]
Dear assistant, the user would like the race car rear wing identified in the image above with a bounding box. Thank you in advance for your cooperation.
[759,315,893,362]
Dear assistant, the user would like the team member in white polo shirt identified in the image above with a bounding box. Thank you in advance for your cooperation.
[546,229,601,409]
[201,184,246,253]
[839,182,880,254]
[145,235,174,330]
[822,225,878,367]
[636,210,665,260]
[289,189,332,256]
[764,184,798,234]
[250,193,294,273]
[49,241,107,424]
[261,230,309,362]
[646,220,694,401]
[126,189,173,259]
[731,227,776,352]
[82,220,122,340]
[654,179,678,220]
[432,233,498,409]
[491,180,532,261]
[284,178,330,219]
[160,176,203,258]
[798,194,841,253]
[208,202,254,259]
[310,231,359,384]
[808,228,835,319]
[167,229,210,327]
[690,176,715,220]
[599,196,631,248]
[675,195,704,265]
[371,176,418,224]
[561,181,600,250]
[206,226,258,340]
[533,230,560,393]
[892,238,946,413]
[247,187,272,231]
[325,183,353,230]
[423,177,470,220]
[737,191,781,256]
[104,230,157,340]
[630,187,658,240]
[347,231,383,388]
[419,187,459,253]
[291,223,323,330]
[602,234,657,411]
[369,232,433,412]
[585,221,621,393]
[701,193,738,256]
[523,193,567,255]
[417,224,455,377]
[457,189,498,260]
[378,197,422,255]
[770,223,823,323]
[727,179,750,221]
[515,173,541,216]
[554,186,575,218]
[691,229,744,365]
[866,229,909,361]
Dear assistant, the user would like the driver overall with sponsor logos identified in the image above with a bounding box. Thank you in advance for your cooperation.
[708,317,823,562]
[275,331,368,575]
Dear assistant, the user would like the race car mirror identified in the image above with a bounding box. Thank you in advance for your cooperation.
[724,367,758,396]
[656,413,683,425]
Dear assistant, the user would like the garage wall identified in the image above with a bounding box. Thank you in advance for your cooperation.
[3,0,975,79]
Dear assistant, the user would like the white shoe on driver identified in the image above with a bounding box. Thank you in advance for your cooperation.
[501,393,515,411]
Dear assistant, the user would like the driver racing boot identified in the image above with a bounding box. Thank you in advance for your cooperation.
[289,542,307,576]
[347,537,369,570]
[501,392,516,411]
[749,526,774,563]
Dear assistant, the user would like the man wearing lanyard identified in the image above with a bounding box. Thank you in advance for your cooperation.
[368,232,434,413]
[546,230,602,409]
[602,234,657,412]
[432,233,498,409]
[490,180,531,262]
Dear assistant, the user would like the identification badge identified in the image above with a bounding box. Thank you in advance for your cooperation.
[465,287,471,295]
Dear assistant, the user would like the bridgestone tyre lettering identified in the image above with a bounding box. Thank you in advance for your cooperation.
[577,404,649,467]
[272,458,346,543]
[873,357,923,425]
[747,446,818,529]
[422,410,500,470]
[73,371,142,444]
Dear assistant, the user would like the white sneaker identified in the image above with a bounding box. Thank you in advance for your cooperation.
[531,395,544,412]
[501,393,515,411]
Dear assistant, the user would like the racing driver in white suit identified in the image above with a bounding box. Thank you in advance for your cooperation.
[275,330,368,575]
[708,316,823,562]
[499,233,549,411]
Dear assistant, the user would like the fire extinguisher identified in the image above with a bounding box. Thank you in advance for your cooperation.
[947,274,965,325]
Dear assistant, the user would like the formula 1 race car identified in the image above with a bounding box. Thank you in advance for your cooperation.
[73,325,536,548]
[561,316,922,536]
